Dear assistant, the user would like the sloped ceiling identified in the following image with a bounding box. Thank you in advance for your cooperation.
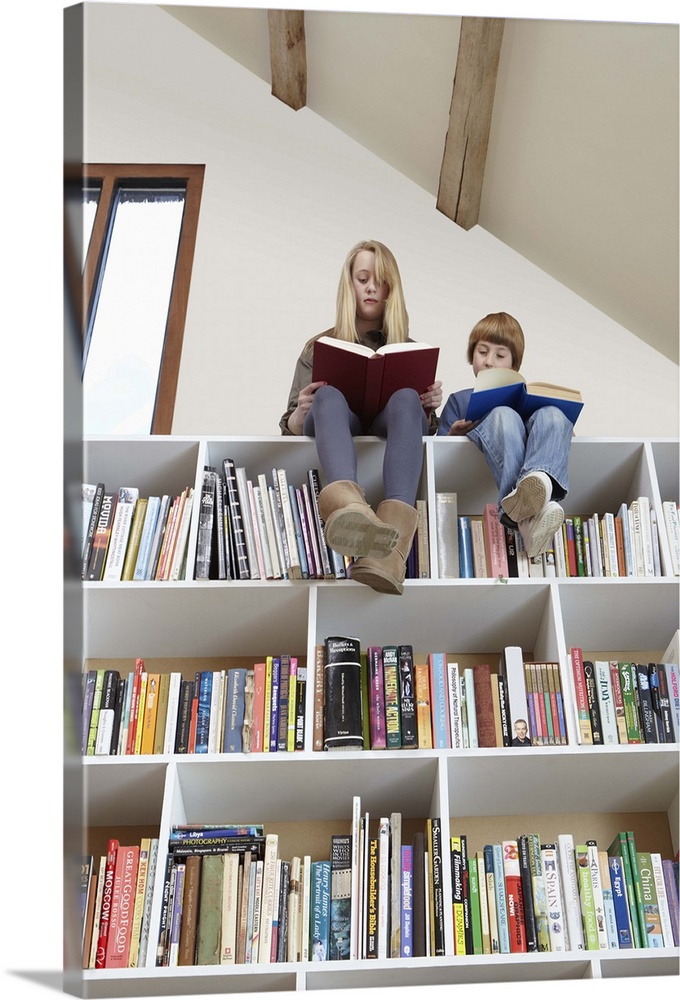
[161,5,679,363]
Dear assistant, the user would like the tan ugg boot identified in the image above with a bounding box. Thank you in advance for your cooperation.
[318,480,399,558]
[349,499,419,595]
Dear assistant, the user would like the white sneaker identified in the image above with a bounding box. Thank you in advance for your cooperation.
[519,501,565,558]
[502,471,552,524]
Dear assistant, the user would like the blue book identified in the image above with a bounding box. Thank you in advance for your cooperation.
[608,855,633,948]
[401,844,414,957]
[133,495,161,580]
[428,653,449,749]
[195,671,212,753]
[223,668,248,753]
[458,517,474,578]
[310,860,332,960]
[493,842,511,953]
[465,368,583,425]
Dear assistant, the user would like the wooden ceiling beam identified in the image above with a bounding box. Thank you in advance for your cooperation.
[268,10,307,111]
[437,16,505,230]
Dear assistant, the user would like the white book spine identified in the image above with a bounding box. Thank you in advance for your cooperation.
[276,468,301,576]
[636,496,655,576]
[163,673,182,754]
[103,487,139,580]
[586,842,609,949]
[301,855,312,962]
[169,488,194,580]
[220,853,240,964]
[650,851,675,946]
[350,795,362,960]
[207,670,223,753]
[247,479,268,579]
[235,467,260,579]
[603,512,619,576]
[257,474,282,578]
[447,661,463,749]
[556,834,585,950]
[662,500,680,575]
[133,495,160,580]
[257,834,279,963]
[553,525,568,577]
[463,666,478,748]
[541,845,567,951]
[594,661,619,744]
[435,492,459,579]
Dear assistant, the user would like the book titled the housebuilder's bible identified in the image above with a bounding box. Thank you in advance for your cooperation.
[465,367,583,424]
[312,335,439,430]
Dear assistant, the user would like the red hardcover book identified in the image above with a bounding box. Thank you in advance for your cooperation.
[252,661,267,752]
[105,845,140,968]
[471,664,497,747]
[125,658,146,756]
[569,646,593,744]
[502,840,527,953]
[564,519,578,577]
[367,645,387,749]
[95,839,120,968]
[311,335,439,431]
[482,504,510,579]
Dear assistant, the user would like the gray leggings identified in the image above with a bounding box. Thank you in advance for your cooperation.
[303,385,428,505]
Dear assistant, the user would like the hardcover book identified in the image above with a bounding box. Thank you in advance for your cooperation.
[382,645,402,749]
[435,492,459,579]
[397,645,418,748]
[465,365,583,424]
[311,335,439,431]
[323,636,363,750]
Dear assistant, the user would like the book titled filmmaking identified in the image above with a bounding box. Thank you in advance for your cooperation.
[465,367,583,425]
[312,335,439,430]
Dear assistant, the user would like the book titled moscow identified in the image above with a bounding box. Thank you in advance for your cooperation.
[323,636,364,751]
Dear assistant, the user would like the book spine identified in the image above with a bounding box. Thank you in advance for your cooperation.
[382,645,401,749]
[397,645,418,748]
[323,636,363,750]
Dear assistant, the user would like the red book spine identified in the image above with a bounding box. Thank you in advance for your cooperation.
[367,645,387,749]
[125,658,145,755]
[105,846,140,968]
[502,840,527,953]
[472,663,497,747]
[95,839,120,968]
[483,503,510,578]
[569,646,593,744]
[565,519,578,576]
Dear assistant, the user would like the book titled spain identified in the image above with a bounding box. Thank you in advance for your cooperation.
[323,636,363,751]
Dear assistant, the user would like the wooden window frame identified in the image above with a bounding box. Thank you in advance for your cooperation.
[80,163,205,434]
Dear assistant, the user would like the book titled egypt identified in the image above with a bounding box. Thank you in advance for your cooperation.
[465,367,583,425]
[312,335,439,430]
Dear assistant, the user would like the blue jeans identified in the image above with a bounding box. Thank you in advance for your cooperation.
[303,384,428,505]
[468,405,573,527]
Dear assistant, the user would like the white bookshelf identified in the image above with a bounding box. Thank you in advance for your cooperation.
[77,434,680,997]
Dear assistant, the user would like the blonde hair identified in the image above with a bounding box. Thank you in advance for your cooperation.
[335,240,409,344]
[467,312,525,370]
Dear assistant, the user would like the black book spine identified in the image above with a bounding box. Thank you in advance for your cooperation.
[497,674,511,746]
[295,665,307,751]
[430,819,445,956]
[583,660,604,744]
[277,860,291,962]
[194,467,215,580]
[656,664,676,742]
[82,482,105,580]
[635,663,658,742]
[411,831,426,957]
[460,833,472,955]
[174,679,194,753]
[397,645,418,748]
[222,458,250,580]
[518,834,538,951]
[109,675,126,756]
[323,636,363,751]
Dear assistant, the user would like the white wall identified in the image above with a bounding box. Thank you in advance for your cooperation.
[83,2,679,439]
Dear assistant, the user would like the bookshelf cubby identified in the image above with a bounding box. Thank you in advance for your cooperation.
[77,434,679,997]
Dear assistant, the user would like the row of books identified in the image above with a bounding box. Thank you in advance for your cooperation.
[451,829,679,955]
[82,837,160,969]
[319,639,569,752]
[81,483,195,581]
[569,649,678,746]
[82,655,307,757]
[435,493,679,580]
[195,461,349,582]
